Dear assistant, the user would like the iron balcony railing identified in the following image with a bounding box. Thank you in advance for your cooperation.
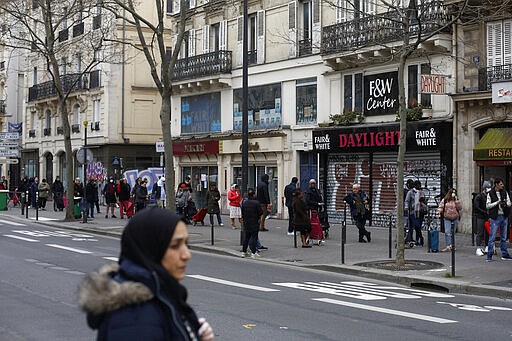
[172,50,232,81]
[28,73,85,102]
[478,64,512,91]
[321,0,451,55]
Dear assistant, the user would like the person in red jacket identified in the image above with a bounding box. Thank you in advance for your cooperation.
[228,184,243,229]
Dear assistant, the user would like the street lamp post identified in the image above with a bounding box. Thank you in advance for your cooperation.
[82,120,88,223]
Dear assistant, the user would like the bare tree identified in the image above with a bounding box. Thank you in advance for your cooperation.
[101,0,190,211]
[0,0,118,220]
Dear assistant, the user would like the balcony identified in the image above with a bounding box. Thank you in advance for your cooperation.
[321,1,451,56]
[478,64,512,91]
[299,39,312,57]
[89,70,101,89]
[58,28,69,42]
[29,130,36,138]
[28,73,86,102]
[72,124,80,133]
[43,128,51,136]
[73,22,84,37]
[57,126,64,135]
[172,50,232,81]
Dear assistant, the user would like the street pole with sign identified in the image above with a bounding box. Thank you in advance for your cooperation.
[240,0,249,245]
[82,121,88,223]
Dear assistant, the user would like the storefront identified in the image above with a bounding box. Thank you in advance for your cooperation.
[313,120,453,227]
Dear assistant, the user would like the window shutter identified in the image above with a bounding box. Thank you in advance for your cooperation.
[312,0,320,53]
[336,0,345,23]
[189,29,196,56]
[364,0,375,15]
[173,0,180,14]
[257,10,265,64]
[219,20,227,51]
[202,25,210,54]
[288,1,296,58]
[236,16,243,66]
[504,19,512,65]
[487,22,502,67]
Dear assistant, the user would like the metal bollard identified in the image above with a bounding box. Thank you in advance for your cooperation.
[25,191,29,218]
[293,225,297,248]
[35,192,39,221]
[451,220,456,277]
[341,203,347,264]
[388,214,392,259]
[211,220,215,246]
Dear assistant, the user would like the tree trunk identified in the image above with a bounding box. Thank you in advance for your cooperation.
[60,100,76,221]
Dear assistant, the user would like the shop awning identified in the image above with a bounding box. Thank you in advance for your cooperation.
[473,128,512,165]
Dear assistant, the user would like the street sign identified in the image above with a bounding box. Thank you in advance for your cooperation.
[156,141,164,153]
[0,149,19,157]
[76,148,93,164]
[0,132,20,140]
[0,141,20,147]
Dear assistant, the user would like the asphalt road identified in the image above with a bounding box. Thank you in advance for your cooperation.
[1,217,512,341]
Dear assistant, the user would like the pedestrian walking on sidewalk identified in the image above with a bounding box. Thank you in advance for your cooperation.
[134,181,149,214]
[38,179,50,210]
[103,178,118,218]
[485,178,512,262]
[437,188,462,252]
[404,180,426,246]
[51,176,64,211]
[18,177,29,215]
[206,182,223,226]
[228,184,242,229]
[78,207,215,341]
[241,189,263,258]
[344,183,371,243]
[284,177,298,236]
[29,177,39,209]
[117,178,131,219]
[305,179,322,212]
[292,188,312,248]
[85,178,97,219]
[256,174,271,231]
[474,181,492,256]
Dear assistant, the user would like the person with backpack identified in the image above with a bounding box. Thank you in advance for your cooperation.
[103,178,118,218]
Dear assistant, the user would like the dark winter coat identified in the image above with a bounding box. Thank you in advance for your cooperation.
[256,174,270,205]
[473,192,488,220]
[51,180,64,199]
[293,197,310,228]
[79,261,200,341]
[305,187,322,210]
[344,191,369,220]
[134,185,148,204]
[241,198,263,232]
[74,182,84,198]
[206,188,221,214]
[118,182,131,201]
[103,182,118,204]
[284,182,296,208]
[29,181,39,206]
[86,182,98,203]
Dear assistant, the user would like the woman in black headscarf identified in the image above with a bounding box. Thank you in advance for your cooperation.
[79,207,214,341]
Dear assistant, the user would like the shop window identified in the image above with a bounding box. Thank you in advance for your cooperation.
[181,166,218,209]
[233,83,281,131]
[181,92,221,134]
[296,77,317,124]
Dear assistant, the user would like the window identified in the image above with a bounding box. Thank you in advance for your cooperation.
[336,0,354,23]
[30,111,36,129]
[75,54,82,73]
[166,0,172,13]
[248,13,257,63]
[33,67,38,86]
[296,78,317,124]
[211,23,220,52]
[233,83,281,131]
[45,110,51,129]
[299,0,312,56]
[61,7,68,30]
[60,57,67,75]
[181,92,221,134]
[343,73,363,113]
[74,105,81,125]
[408,63,432,108]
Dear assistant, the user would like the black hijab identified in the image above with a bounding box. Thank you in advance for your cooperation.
[120,207,193,316]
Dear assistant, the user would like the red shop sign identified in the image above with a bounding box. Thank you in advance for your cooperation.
[173,141,219,155]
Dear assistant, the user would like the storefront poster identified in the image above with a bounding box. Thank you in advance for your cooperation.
[233,83,282,131]
[364,71,399,116]
[181,92,221,134]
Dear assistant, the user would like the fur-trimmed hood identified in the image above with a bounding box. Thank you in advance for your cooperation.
[78,263,154,316]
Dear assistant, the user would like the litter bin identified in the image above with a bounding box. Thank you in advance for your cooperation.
[0,190,8,211]
[74,197,82,219]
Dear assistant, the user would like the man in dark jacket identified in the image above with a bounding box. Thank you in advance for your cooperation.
[103,178,118,218]
[117,178,131,219]
[18,177,29,215]
[241,188,263,258]
[344,183,371,243]
[51,176,65,211]
[256,174,271,231]
[473,181,491,256]
[485,178,512,261]
[284,177,298,235]
[85,179,98,219]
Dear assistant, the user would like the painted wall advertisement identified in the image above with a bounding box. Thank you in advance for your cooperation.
[363,71,399,116]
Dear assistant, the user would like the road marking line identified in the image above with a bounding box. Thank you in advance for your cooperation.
[313,298,457,324]
[45,244,92,254]
[4,234,39,242]
[0,219,26,226]
[187,275,280,292]
[103,257,119,262]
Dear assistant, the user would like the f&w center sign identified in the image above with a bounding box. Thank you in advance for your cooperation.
[364,71,399,116]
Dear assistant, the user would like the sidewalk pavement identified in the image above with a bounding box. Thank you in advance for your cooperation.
[3,205,512,299]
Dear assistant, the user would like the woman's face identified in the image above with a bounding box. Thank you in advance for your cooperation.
[161,221,191,281]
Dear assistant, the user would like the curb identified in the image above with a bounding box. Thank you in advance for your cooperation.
[8,214,512,300]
